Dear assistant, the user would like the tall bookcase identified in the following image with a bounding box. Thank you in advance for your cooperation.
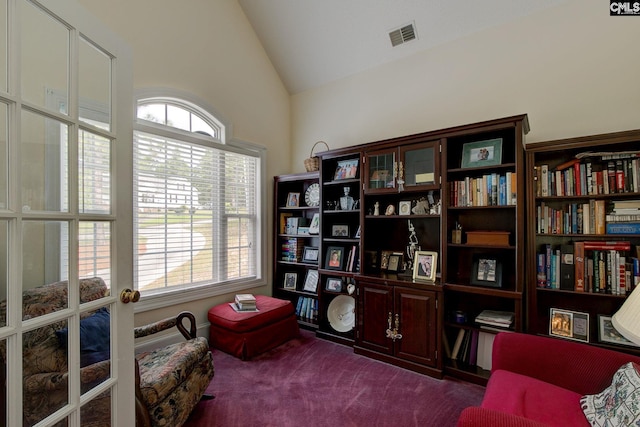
[441,115,529,384]
[316,149,363,345]
[273,172,321,329]
[525,129,640,355]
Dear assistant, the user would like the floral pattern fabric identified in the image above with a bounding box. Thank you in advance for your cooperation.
[581,362,640,426]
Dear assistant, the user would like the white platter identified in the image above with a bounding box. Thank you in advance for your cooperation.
[327,295,355,333]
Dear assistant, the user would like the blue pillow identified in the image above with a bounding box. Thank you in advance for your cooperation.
[57,307,111,367]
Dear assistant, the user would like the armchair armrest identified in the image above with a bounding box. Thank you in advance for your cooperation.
[457,407,549,427]
[134,311,196,341]
[491,332,640,395]
[24,359,111,394]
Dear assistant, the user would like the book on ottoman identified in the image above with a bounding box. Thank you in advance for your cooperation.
[234,294,257,311]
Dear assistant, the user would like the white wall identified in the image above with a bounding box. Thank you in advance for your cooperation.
[291,0,640,171]
[77,0,291,327]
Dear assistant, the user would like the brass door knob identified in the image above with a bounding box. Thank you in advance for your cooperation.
[120,288,141,303]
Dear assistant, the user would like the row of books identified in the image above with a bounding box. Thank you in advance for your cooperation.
[448,172,517,207]
[343,245,360,273]
[295,296,318,322]
[445,329,497,371]
[535,155,640,197]
[536,241,640,295]
[537,200,640,235]
[281,238,304,262]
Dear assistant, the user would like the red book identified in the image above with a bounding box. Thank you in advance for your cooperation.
[582,240,631,251]
[574,162,582,196]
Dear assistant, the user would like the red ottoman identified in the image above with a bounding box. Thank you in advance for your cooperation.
[207,295,300,360]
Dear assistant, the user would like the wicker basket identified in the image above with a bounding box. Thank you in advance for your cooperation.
[304,141,329,172]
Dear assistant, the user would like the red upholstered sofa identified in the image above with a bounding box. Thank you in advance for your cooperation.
[457,332,640,427]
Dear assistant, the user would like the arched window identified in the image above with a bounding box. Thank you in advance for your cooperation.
[133,94,264,302]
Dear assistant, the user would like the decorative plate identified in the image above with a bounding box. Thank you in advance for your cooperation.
[305,183,320,207]
[327,295,355,333]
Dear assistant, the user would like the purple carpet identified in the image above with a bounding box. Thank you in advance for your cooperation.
[184,329,485,427]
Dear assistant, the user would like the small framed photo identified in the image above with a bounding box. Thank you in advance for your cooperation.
[325,246,345,270]
[308,213,320,235]
[549,308,589,343]
[334,158,359,180]
[364,250,379,270]
[332,224,349,237]
[325,278,343,292]
[380,250,394,270]
[460,138,503,169]
[598,315,639,347]
[283,272,297,290]
[387,253,403,272]
[303,269,319,292]
[470,256,503,288]
[286,192,300,207]
[399,201,412,216]
[302,246,319,263]
[413,251,438,282]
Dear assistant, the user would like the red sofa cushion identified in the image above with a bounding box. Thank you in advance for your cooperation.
[482,370,589,427]
[207,295,294,333]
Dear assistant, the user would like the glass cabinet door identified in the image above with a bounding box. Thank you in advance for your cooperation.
[365,149,396,193]
[399,140,439,191]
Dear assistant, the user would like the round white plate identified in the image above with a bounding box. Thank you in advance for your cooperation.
[327,295,355,332]
[305,183,320,207]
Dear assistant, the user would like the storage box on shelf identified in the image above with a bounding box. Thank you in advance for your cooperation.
[273,172,321,329]
[442,115,529,385]
[525,129,640,357]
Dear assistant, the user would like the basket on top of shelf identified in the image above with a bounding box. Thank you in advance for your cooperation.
[304,141,329,172]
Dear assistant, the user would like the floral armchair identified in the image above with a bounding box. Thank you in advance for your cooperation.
[0,277,214,427]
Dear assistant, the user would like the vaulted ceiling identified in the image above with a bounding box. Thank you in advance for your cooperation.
[238,0,567,94]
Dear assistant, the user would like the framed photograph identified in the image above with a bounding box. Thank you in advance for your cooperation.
[325,246,345,270]
[598,315,639,347]
[333,159,359,180]
[412,251,438,282]
[331,224,349,237]
[364,250,379,270]
[387,253,403,272]
[460,138,503,169]
[286,192,300,207]
[549,308,589,343]
[283,272,297,290]
[302,246,319,263]
[325,278,343,292]
[380,250,394,270]
[303,269,319,292]
[399,201,412,216]
[308,213,320,235]
[470,256,503,288]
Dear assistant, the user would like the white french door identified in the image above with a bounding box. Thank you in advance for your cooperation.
[0,0,134,425]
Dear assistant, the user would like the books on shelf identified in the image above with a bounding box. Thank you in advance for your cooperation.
[233,294,257,311]
[295,296,317,322]
[537,241,638,295]
[449,172,516,207]
[536,156,640,197]
[474,310,514,329]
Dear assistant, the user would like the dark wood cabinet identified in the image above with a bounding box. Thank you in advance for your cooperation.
[274,115,532,382]
[355,278,441,377]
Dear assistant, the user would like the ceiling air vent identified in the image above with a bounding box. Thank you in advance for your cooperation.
[389,22,416,47]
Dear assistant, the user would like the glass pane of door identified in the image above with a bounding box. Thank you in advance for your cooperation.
[0,102,6,210]
[366,151,395,191]
[0,0,6,92]
[20,0,68,114]
[79,37,111,131]
[403,143,437,188]
[20,109,69,213]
